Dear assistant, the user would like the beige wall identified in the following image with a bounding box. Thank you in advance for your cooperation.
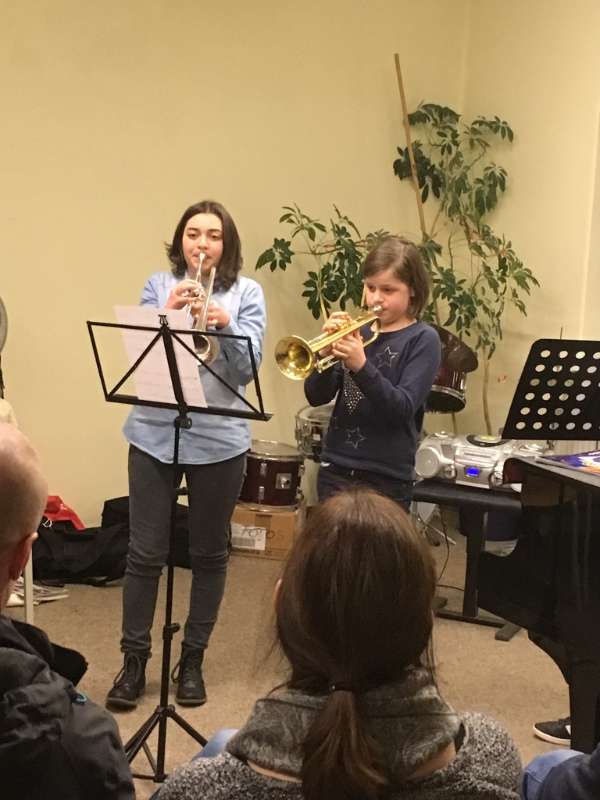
[2,2,599,523]
[1,0,469,523]
[454,0,600,438]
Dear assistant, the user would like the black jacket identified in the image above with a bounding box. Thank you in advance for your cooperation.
[0,615,134,799]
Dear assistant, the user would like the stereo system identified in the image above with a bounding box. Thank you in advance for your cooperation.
[415,433,548,490]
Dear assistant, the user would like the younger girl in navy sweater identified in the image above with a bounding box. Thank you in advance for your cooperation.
[305,236,440,509]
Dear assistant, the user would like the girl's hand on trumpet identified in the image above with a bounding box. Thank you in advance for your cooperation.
[165,279,203,310]
[318,311,352,357]
[322,311,352,335]
[189,296,231,329]
[204,300,230,329]
[331,330,366,373]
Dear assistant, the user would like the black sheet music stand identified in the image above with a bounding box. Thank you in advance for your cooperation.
[87,316,271,783]
[503,338,600,440]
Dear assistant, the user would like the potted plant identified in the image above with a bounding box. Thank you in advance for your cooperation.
[256,105,539,434]
[393,102,540,433]
[255,204,388,320]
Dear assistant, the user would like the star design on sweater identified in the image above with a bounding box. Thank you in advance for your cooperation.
[375,346,399,370]
[345,427,366,449]
[342,369,364,414]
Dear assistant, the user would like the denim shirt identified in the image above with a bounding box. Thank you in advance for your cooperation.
[123,271,266,464]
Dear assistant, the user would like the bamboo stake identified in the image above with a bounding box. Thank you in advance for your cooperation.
[394,54,427,238]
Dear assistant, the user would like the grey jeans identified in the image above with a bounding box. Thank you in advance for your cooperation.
[120,445,246,657]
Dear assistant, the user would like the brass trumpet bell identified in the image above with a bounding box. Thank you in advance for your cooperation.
[275,309,381,380]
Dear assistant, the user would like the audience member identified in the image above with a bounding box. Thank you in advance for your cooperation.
[0,422,134,798]
[157,487,521,800]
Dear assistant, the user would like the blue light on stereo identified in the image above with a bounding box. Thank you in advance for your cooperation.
[465,467,481,477]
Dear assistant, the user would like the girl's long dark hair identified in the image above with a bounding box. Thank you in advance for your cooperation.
[166,200,242,292]
[275,488,437,800]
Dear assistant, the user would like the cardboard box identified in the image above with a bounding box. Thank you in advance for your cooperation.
[231,503,305,560]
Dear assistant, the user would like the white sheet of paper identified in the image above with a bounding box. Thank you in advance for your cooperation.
[114,306,207,407]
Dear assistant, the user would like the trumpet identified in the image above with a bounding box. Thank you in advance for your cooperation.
[274,307,382,380]
[190,255,220,365]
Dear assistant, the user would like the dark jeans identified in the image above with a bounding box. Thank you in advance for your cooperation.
[521,749,581,799]
[317,462,413,511]
[121,446,246,657]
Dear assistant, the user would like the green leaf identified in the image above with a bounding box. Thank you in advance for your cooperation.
[255,248,274,270]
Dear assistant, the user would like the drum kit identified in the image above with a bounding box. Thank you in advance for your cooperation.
[238,406,333,511]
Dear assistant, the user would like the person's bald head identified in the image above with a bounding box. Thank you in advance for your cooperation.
[0,423,47,553]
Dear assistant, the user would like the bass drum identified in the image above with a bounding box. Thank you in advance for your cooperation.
[427,326,477,414]
[240,440,304,509]
[295,404,334,462]
[427,365,467,413]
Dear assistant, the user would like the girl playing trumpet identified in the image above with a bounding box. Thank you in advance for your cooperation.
[305,236,440,509]
[107,200,266,711]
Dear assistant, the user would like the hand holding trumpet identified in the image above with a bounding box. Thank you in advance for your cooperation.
[192,299,230,329]
[165,279,204,310]
[164,279,230,328]
[331,329,366,372]
[320,311,366,372]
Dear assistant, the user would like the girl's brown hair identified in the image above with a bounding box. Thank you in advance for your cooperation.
[275,487,437,800]
[166,200,242,292]
[362,236,430,317]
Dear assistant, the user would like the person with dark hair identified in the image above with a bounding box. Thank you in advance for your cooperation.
[106,200,266,710]
[155,487,521,799]
[0,423,134,798]
[304,236,441,509]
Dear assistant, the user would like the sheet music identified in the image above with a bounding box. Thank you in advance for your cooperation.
[114,306,207,407]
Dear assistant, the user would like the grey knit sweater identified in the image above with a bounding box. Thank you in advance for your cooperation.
[158,670,521,800]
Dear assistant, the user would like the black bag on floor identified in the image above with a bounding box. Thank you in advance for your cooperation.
[32,519,129,586]
[101,496,191,569]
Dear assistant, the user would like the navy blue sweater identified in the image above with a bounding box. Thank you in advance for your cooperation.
[538,746,600,799]
[304,321,441,480]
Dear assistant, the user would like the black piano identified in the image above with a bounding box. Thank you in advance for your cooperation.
[478,456,600,753]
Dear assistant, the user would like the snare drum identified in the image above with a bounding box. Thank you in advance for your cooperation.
[295,404,333,462]
[240,440,304,508]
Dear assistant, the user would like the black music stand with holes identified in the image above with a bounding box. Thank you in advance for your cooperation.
[503,338,600,441]
[87,316,271,784]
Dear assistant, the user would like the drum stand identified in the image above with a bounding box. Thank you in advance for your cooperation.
[88,314,271,783]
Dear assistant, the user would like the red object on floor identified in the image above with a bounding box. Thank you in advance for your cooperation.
[44,496,85,530]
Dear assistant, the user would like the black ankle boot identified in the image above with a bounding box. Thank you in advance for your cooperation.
[172,645,206,706]
[106,652,147,710]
